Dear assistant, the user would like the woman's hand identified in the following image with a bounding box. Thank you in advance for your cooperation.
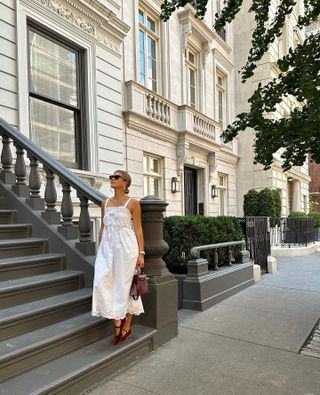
[136,253,145,268]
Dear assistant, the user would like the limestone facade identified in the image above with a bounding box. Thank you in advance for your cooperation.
[233,0,310,216]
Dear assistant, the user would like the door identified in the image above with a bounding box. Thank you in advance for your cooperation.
[184,167,197,215]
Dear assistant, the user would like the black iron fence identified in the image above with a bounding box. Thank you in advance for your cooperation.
[270,217,315,246]
[239,217,270,272]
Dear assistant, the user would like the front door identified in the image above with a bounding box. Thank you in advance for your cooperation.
[184,167,197,215]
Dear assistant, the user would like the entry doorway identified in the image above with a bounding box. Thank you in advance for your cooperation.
[184,167,197,215]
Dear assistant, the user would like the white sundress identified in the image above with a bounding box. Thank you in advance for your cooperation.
[92,198,144,320]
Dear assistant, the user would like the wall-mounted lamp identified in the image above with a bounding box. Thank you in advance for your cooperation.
[287,176,293,182]
[171,177,180,193]
[211,184,218,198]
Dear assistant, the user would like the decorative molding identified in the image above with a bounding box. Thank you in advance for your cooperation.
[178,8,214,44]
[181,21,192,50]
[208,152,217,182]
[202,42,213,66]
[177,137,189,177]
[28,0,129,54]
[213,48,234,72]
[125,119,178,145]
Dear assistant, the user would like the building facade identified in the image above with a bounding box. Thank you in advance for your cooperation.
[233,0,310,216]
[0,0,310,220]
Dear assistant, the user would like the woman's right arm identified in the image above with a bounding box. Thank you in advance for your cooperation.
[98,200,105,242]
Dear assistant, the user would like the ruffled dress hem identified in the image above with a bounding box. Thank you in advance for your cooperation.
[92,306,144,320]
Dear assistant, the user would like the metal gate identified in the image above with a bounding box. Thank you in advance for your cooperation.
[239,217,270,272]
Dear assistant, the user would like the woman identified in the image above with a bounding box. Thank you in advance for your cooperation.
[92,170,145,345]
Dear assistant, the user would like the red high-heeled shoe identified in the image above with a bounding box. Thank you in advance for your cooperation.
[120,327,131,342]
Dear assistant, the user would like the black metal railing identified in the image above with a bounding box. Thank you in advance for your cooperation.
[0,117,106,255]
[283,217,315,246]
[239,217,270,272]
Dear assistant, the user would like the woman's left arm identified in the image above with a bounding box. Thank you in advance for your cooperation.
[131,199,145,268]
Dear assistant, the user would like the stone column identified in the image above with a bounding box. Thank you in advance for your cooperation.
[139,195,178,348]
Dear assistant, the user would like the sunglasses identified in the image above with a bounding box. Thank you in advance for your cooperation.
[109,175,125,181]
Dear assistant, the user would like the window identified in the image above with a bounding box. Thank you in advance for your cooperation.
[216,72,227,127]
[138,8,158,92]
[28,25,85,168]
[143,154,162,197]
[185,47,198,109]
[218,174,228,215]
[215,0,226,41]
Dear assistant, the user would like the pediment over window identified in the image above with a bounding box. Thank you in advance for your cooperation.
[178,8,214,49]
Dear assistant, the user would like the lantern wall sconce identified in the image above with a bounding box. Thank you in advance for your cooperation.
[211,184,218,198]
[171,177,180,193]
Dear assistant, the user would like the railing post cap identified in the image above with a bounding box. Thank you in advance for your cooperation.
[140,195,168,207]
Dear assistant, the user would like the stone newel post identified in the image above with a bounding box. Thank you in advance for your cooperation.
[139,195,178,347]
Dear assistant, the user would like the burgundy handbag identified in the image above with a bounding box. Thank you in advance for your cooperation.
[130,268,149,300]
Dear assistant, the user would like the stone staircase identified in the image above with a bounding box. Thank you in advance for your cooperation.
[0,191,155,394]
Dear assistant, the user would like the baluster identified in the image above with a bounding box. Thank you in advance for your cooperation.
[41,167,60,224]
[160,101,164,122]
[0,135,15,184]
[146,94,151,116]
[58,178,77,239]
[213,249,219,271]
[164,104,169,124]
[150,96,155,119]
[155,99,160,120]
[26,155,45,210]
[227,246,233,266]
[12,144,29,197]
[167,106,171,125]
[75,193,95,255]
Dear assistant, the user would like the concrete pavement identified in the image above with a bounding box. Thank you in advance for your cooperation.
[86,253,320,395]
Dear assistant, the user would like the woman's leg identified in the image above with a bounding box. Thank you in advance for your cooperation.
[120,313,132,341]
[112,319,122,345]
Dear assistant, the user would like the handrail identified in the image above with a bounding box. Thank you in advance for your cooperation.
[190,240,245,259]
[0,118,106,205]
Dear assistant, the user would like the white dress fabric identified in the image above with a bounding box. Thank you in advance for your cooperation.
[92,198,144,319]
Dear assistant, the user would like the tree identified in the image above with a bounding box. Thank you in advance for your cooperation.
[160,1,320,171]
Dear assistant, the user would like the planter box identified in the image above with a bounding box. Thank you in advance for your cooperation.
[175,261,254,311]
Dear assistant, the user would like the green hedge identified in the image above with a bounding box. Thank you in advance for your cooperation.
[243,188,281,226]
[288,211,306,217]
[163,216,244,274]
[307,212,320,228]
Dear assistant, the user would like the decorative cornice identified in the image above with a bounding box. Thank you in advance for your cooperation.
[125,119,178,145]
[178,8,214,44]
[213,48,234,71]
[27,0,129,54]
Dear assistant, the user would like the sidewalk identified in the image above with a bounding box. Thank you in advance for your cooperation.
[86,253,320,395]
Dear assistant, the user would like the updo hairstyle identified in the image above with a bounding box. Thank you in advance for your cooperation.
[115,170,131,194]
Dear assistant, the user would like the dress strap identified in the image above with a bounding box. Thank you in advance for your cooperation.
[124,197,131,208]
[104,199,109,208]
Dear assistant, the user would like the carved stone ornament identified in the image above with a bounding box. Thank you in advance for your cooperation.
[32,0,121,53]
[207,152,217,182]
[202,42,213,66]
[181,22,192,50]
[177,138,189,177]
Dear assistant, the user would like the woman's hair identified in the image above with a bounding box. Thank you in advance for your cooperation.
[114,170,131,194]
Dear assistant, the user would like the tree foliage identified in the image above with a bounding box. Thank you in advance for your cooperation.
[160,1,320,170]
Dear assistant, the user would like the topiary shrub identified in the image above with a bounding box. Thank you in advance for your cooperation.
[243,188,281,226]
[163,216,244,273]
[243,189,259,216]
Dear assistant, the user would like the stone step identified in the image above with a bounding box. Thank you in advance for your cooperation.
[0,325,155,394]
[0,253,65,281]
[0,224,32,239]
[0,270,84,308]
[0,288,92,341]
[0,238,48,258]
[0,209,17,224]
[0,312,112,382]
